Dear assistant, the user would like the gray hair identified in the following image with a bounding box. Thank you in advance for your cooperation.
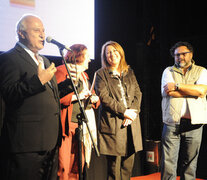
[16,14,41,40]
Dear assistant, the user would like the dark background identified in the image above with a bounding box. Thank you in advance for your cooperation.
[90,1,207,178]
[1,0,207,179]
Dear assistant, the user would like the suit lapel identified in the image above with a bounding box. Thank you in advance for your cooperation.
[15,44,60,102]
[15,44,38,70]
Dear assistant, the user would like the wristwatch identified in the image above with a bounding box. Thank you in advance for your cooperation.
[175,83,179,91]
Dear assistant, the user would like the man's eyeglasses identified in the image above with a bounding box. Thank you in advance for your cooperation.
[174,52,191,58]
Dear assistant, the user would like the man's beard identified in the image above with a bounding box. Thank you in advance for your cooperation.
[176,60,189,68]
[178,61,186,68]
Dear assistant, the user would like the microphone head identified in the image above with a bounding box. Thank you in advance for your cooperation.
[46,36,53,43]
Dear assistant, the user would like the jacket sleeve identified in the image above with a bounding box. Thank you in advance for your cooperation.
[95,70,126,117]
[129,69,142,113]
[0,52,45,107]
[58,79,74,99]
[55,66,74,106]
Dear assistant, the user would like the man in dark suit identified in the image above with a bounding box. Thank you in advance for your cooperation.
[0,14,72,180]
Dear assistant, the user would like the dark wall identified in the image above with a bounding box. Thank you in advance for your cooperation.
[93,0,207,178]
[93,0,207,138]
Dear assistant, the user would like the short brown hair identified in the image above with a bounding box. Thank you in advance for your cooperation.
[65,44,87,64]
[170,41,194,57]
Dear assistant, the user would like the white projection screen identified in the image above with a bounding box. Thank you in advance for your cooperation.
[0,0,95,59]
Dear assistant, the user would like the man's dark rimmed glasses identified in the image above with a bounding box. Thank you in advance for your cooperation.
[174,52,191,58]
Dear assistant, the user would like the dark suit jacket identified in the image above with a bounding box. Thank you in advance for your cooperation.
[0,43,61,153]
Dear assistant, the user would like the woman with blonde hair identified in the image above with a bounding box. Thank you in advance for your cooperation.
[95,41,143,180]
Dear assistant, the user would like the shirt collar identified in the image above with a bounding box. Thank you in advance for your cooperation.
[173,59,195,74]
[17,42,42,65]
[108,69,123,78]
[18,42,37,57]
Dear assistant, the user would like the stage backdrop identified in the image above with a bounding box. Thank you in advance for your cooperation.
[0,0,94,59]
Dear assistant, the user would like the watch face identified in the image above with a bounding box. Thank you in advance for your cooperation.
[176,83,179,90]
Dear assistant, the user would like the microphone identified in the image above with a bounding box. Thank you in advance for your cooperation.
[46,36,72,51]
